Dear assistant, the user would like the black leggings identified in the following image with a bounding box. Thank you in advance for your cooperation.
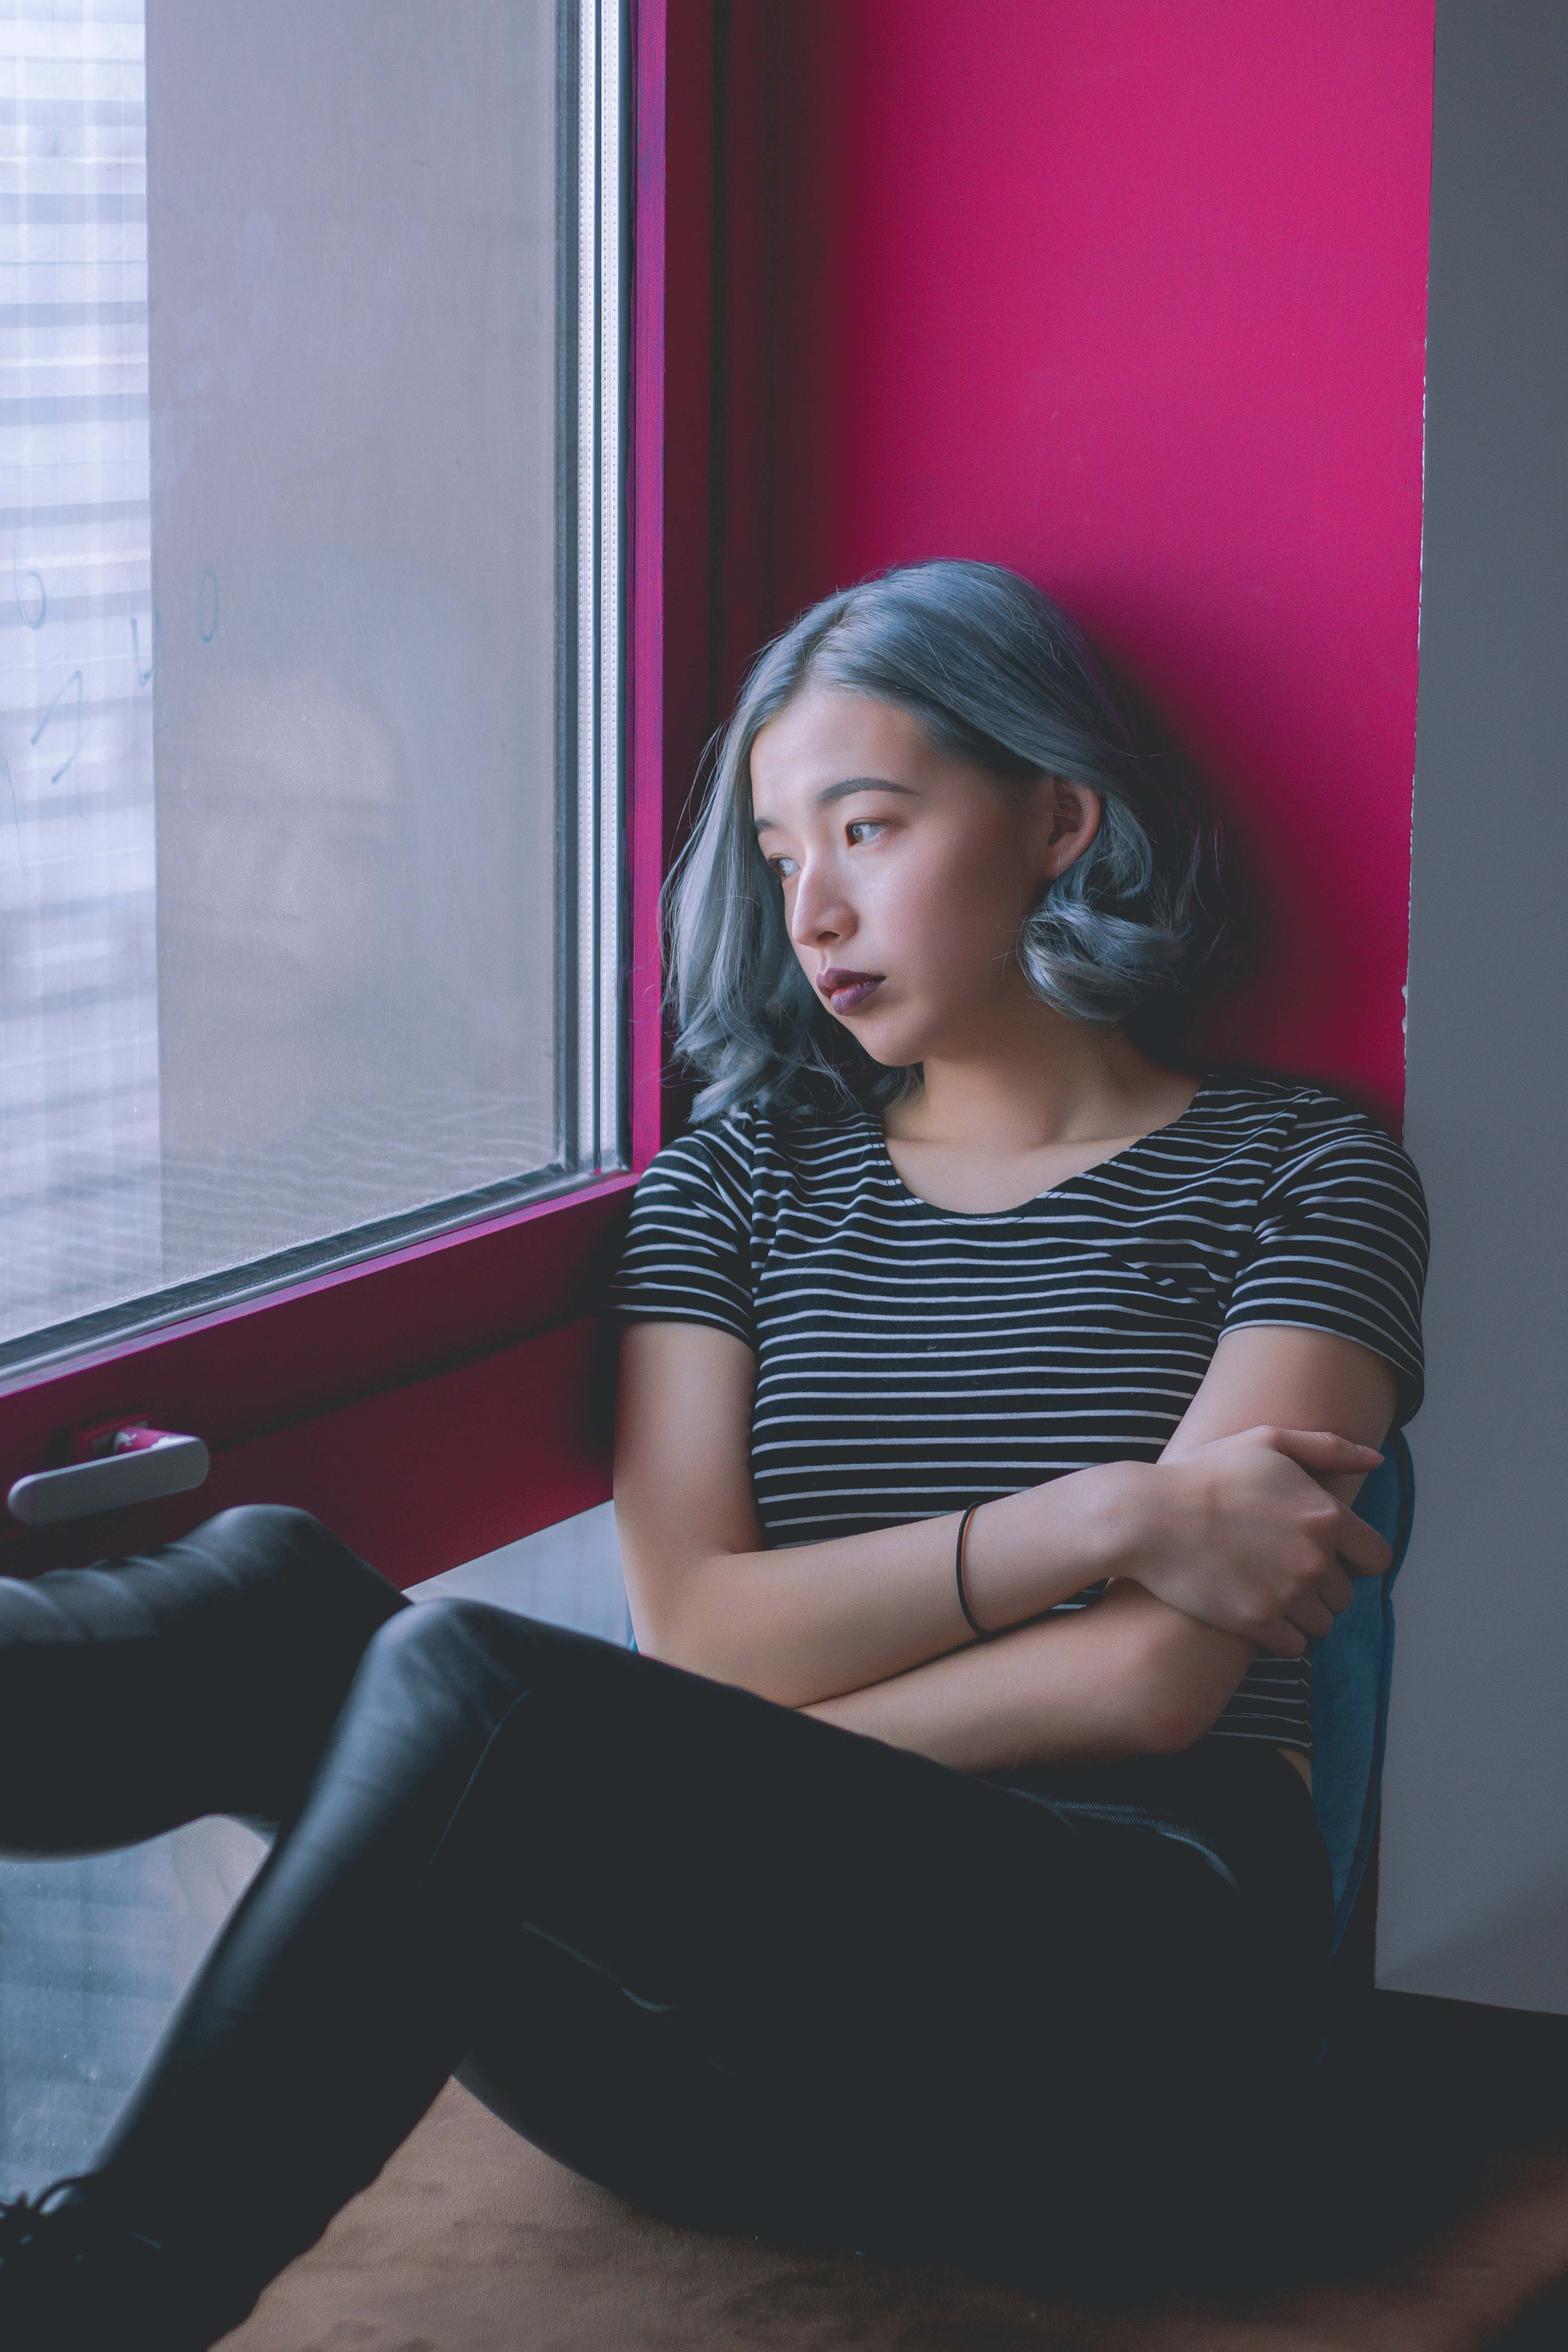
[0,1504,1333,2332]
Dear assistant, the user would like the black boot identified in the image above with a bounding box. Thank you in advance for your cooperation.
[0,2172,218,2351]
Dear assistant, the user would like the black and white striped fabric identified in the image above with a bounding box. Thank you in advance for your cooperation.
[606,1065,1429,1754]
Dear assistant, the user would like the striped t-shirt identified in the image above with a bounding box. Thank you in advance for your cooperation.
[605,1064,1429,1754]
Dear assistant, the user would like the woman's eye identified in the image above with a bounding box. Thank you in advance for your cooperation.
[846,819,885,846]
[769,855,798,880]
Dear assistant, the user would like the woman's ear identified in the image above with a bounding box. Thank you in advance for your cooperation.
[1035,775,1102,880]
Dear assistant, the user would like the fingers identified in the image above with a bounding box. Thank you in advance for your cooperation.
[1283,1591,1339,1644]
[1333,1502,1395,1578]
[1259,1427,1386,1474]
[1285,1547,1375,1650]
[1317,1558,1357,1615]
[1277,1558,1358,1651]
[1257,1618,1309,1660]
[1254,1427,1395,1580]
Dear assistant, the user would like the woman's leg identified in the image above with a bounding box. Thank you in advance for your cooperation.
[39,1583,1329,2345]
[458,1703,1336,2297]
[0,1503,410,1852]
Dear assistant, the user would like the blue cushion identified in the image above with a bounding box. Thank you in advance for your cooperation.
[1308,1430,1416,1955]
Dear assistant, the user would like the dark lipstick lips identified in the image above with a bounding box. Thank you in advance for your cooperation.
[817,968,883,1013]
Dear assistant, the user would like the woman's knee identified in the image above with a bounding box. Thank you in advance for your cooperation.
[188,1500,360,1576]
[358,1595,564,1696]
[351,1600,628,1764]
[181,1504,409,1633]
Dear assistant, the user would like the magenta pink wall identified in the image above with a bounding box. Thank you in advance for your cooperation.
[746,0,1435,1130]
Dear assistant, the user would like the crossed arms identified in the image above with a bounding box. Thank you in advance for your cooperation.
[612,1319,1397,1775]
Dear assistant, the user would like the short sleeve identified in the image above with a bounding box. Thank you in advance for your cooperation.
[1220,1096,1430,1426]
[603,1117,757,1349]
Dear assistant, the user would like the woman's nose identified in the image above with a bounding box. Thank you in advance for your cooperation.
[787,861,853,949]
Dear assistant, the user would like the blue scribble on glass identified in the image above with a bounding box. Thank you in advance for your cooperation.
[1,757,27,873]
[131,610,160,686]
[198,566,220,643]
[31,669,85,790]
[11,549,45,630]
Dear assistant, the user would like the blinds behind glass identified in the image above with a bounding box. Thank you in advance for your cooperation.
[0,1,157,1349]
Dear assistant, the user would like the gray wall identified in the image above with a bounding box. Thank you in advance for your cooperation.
[1378,2,1568,2010]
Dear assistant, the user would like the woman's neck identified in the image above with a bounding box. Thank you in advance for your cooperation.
[883,1024,1199,1153]
[878,1029,1205,1218]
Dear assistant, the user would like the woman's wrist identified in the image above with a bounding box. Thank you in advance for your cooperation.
[1076,1459,1163,1583]
[956,1463,1154,1632]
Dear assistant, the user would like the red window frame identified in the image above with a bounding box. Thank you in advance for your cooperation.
[0,0,713,1590]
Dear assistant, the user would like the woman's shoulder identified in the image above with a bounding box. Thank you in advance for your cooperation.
[1205,1064,1429,1418]
[1197,1060,1427,1222]
[1200,1060,1416,1153]
[636,1097,874,1206]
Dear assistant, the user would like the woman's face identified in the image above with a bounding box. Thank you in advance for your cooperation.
[748,685,1100,1069]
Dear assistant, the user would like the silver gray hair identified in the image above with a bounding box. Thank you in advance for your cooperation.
[664,559,1240,1124]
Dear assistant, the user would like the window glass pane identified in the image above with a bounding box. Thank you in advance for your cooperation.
[0,1818,271,2199]
[0,2,158,1350]
[1,0,617,1372]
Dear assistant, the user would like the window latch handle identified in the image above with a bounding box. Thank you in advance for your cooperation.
[6,1423,211,1527]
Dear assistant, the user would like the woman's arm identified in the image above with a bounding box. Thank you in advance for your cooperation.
[613,1320,1131,1705]
[796,1324,1398,1770]
[612,1318,1390,1714]
[799,1577,1252,1769]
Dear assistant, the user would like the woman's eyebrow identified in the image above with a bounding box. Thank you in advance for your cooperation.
[752,777,920,834]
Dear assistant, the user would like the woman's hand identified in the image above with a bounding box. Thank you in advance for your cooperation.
[1096,1425,1393,1657]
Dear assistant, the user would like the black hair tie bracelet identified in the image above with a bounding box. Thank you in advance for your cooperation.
[955,1502,993,1641]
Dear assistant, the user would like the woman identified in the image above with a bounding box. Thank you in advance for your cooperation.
[0,561,1426,2346]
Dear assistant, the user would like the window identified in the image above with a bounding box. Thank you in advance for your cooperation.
[1,0,625,1381]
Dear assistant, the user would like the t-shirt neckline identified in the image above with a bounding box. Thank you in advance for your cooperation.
[869,1066,1220,1221]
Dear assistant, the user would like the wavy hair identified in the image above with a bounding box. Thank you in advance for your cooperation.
[664,559,1242,1124]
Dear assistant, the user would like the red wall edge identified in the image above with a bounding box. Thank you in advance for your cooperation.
[632,0,720,1163]
[648,0,717,1149]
